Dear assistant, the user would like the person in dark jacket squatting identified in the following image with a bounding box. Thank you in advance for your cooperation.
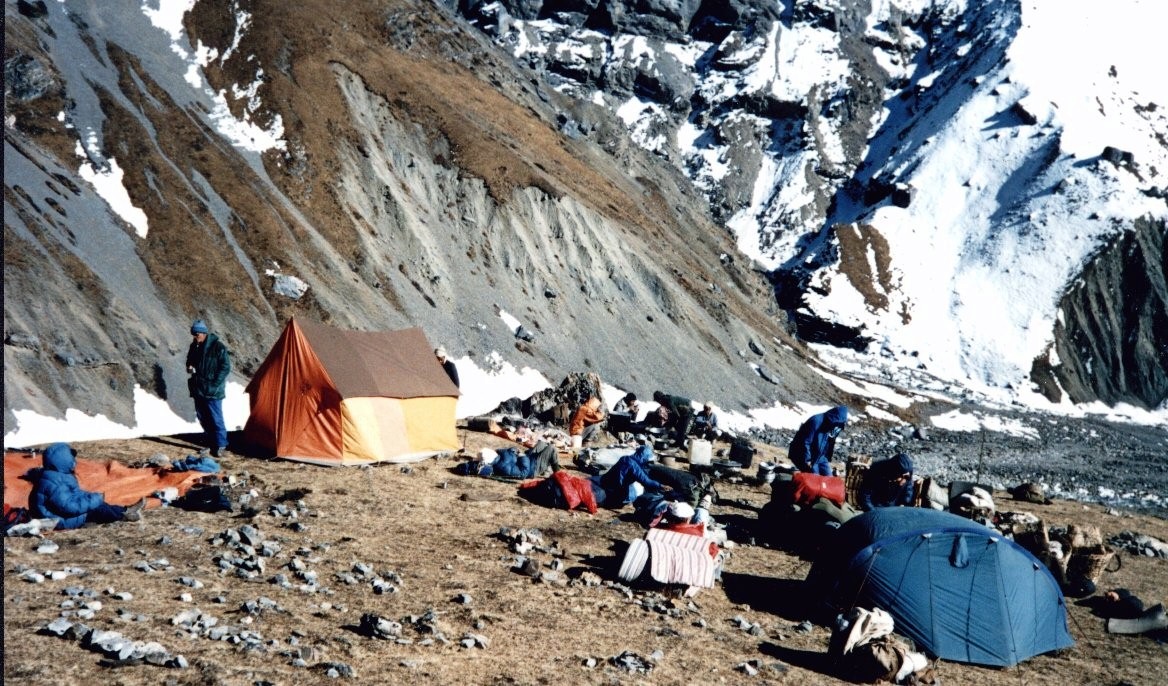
[859,453,915,511]
[789,405,849,476]
[29,443,146,529]
[187,319,232,457]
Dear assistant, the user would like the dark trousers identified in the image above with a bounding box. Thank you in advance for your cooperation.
[672,409,694,447]
[194,396,228,449]
[580,422,602,445]
[87,502,127,525]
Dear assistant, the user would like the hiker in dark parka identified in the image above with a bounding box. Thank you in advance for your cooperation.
[789,405,848,476]
[653,391,695,448]
[859,453,915,511]
[186,319,232,457]
[29,443,144,529]
[435,346,459,388]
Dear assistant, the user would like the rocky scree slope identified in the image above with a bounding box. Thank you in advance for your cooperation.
[3,0,857,436]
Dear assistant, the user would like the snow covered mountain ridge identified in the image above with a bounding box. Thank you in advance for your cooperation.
[2,0,1165,450]
[459,0,1167,411]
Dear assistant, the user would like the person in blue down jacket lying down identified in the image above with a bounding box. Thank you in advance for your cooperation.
[472,435,561,479]
[594,444,665,507]
[28,443,146,529]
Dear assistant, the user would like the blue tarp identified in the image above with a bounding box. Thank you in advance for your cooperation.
[806,508,1073,667]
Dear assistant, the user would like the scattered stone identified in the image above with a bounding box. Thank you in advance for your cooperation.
[179,593,193,603]
[319,662,354,678]
[359,613,402,640]
[40,616,186,669]
[460,633,489,649]
[573,571,603,587]
[583,657,598,668]
[20,570,45,583]
[242,597,283,615]
[371,578,397,594]
[610,650,654,674]
[537,570,566,586]
[1110,531,1168,558]
[42,617,73,636]
[737,660,760,676]
[794,620,814,634]
[453,593,472,605]
[238,525,263,546]
[36,539,59,554]
[517,558,540,577]
[6,518,59,537]
[177,577,204,589]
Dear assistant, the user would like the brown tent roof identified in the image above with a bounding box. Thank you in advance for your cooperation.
[295,319,459,399]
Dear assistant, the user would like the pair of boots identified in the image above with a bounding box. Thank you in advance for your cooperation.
[123,497,148,522]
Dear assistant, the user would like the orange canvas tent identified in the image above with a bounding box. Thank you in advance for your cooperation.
[243,319,460,466]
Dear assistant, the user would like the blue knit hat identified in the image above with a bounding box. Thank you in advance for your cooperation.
[190,319,209,335]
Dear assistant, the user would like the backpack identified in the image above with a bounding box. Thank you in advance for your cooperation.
[729,439,755,468]
[4,504,31,533]
[173,484,232,513]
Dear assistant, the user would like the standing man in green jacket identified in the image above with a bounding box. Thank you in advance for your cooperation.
[187,319,232,457]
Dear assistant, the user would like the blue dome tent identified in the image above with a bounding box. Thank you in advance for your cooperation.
[806,508,1073,667]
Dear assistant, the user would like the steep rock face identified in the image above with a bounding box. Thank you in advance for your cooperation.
[458,0,1168,408]
[1046,217,1168,409]
[3,0,840,435]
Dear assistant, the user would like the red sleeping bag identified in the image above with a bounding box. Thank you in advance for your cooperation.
[791,472,846,506]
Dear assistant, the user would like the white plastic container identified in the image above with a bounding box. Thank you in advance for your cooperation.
[687,439,712,465]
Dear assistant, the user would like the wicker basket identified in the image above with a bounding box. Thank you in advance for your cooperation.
[1067,544,1118,585]
[844,455,871,508]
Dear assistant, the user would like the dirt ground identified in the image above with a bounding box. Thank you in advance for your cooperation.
[4,428,1167,686]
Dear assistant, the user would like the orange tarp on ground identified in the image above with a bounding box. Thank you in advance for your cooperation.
[4,451,208,512]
